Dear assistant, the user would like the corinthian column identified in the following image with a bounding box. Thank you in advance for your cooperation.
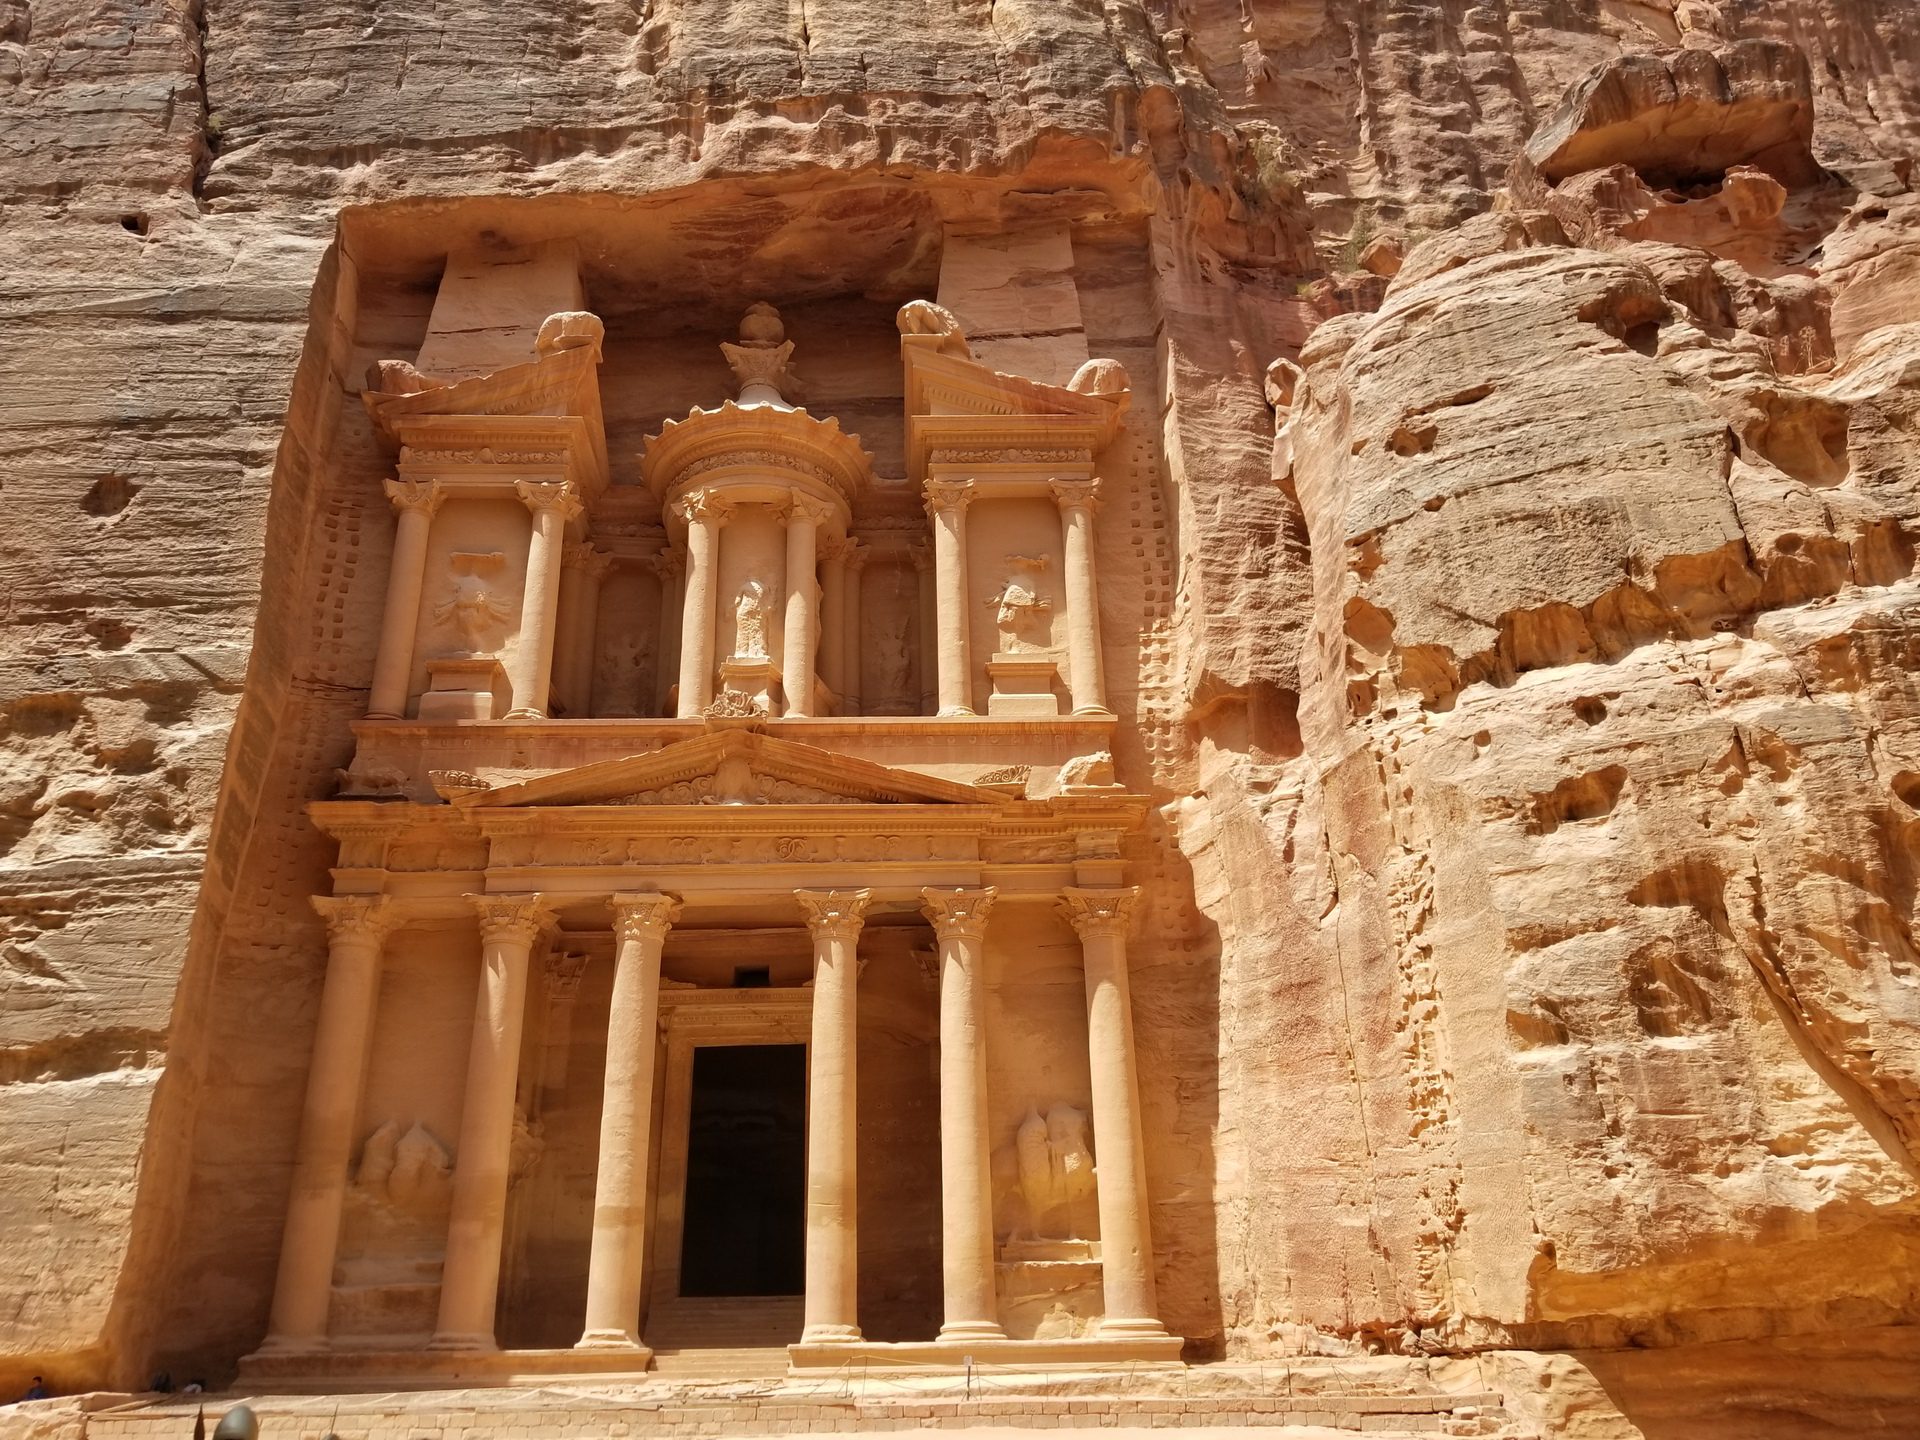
[1050,479,1112,717]
[783,497,829,717]
[506,482,583,720]
[912,545,936,715]
[579,892,681,1350]
[921,887,1006,1343]
[367,480,443,719]
[675,493,728,717]
[433,894,550,1350]
[925,480,975,717]
[1060,888,1167,1338]
[842,541,867,716]
[795,888,871,1344]
[258,895,395,1354]
[820,539,848,710]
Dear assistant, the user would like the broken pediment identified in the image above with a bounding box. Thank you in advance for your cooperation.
[455,729,1009,810]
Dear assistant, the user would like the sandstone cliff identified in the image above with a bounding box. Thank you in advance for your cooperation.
[3,2,1919,1436]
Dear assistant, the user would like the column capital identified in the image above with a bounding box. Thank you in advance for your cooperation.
[565,543,616,579]
[611,891,682,942]
[796,888,873,941]
[786,494,835,529]
[516,480,584,522]
[921,886,997,941]
[1059,886,1139,940]
[1049,477,1102,513]
[384,478,445,518]
[909,543,934,574]
[924,479,975,517]
[648,547,685,581]
[311,893,396,946]
[546,950,590,1005]
[843,539,870,574]
[674,490,732,529]
[470,893,553,946]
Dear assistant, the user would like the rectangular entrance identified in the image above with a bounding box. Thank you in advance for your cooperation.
[677,1042,807,1297]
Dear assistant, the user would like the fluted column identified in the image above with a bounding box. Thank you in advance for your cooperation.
[795,888,871,1344]
[922,887,1006,1343]
[912,544,937,715]
[783,497,829,717]
[650,548,685,717]
[925,480,975,716]
[367,480,443,719]
[675,493,728,717]
[820,539,848,711]
[1050,479,1112,717]
[842,541,867,717]
[559,545,613,718]
[258,896,395,1353]
[579,892,681,1350]
[506,482,583,720]
[1060,888,1167,1338]
[433,894,550,1350]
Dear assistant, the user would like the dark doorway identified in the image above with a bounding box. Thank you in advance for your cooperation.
[679,1043,807,1296]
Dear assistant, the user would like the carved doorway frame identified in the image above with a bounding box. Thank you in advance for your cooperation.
[646,986,814,1319]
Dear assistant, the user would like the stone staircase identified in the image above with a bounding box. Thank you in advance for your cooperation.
[647,1295,804,1379]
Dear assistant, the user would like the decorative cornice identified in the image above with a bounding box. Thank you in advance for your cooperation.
[611,891,682,943]
[311,894,395,946]
[795,887,873,941]
[921,886,997,941]
[1059,886,1139,939]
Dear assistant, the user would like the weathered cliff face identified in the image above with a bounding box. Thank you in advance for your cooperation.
[3,0,1919,1434]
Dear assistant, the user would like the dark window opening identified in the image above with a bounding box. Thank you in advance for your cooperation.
[733,965,771,988]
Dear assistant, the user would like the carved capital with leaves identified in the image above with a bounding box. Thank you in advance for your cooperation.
[921,885,997,943]
[796,887,873,942]
[470,893,552,948]
[1058,886,1139,941]
[611,891,682,945]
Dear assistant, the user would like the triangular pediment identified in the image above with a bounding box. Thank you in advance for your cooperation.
[902,341,1129,481]
[458,729,1010,810]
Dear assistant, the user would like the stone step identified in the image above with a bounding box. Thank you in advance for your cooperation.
[648,1346,792,1380]
[649,1296,804,1351]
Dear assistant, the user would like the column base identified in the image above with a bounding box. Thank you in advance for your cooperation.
[800,1322,864,1344]
[246,1335,329,1359]
[1094,1316,1171,1339]
[1070,705,1116,719]
[503,707,549,721]
[937,706,978,718]
[575,1330,651,1355]
[426,1332,501,1353]
[936,1321,1009,1343]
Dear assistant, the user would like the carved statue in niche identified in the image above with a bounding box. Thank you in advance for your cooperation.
[875,610,911,708]
[596,629,653,717]
[987,554,1054,653]
[733,578,771,659]
[355,1119,453,1213]
[433,551,513,655]
[1010,1104,1098,1243]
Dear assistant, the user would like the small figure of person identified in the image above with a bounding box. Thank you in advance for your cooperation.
[21,1376,48,1401]
[182,1379,206,1395]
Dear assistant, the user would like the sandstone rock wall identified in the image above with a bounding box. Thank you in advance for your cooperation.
[3,1,1919,1434]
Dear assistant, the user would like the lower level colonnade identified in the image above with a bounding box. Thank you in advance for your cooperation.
[251,872,1180,1378]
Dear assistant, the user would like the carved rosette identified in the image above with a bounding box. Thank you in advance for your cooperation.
[795,887,874,942]
[924,478,975,517]
[470,893,552,947]
[384,478,444,518]
[311,894,396,947]
[610,891,682,944]
[515,479,584,522]
[921,886,998,942]
[1058,886,1139,940]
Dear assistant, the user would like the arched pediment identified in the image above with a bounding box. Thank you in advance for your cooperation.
[454,729,1010,810]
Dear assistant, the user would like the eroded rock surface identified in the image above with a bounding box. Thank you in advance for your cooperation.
[3,2,1920,1436]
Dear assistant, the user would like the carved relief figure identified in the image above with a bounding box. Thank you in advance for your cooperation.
[596,631,653,717]
[987,554,1054,653]
[733,578,770,659]
[433,551,513,654]
[355,1119,453,1213]
[1011,1104,1098,1241]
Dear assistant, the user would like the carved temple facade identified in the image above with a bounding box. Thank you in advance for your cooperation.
[246,243,1181,1385]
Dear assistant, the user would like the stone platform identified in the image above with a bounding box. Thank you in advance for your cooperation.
[15,1361,1529,1440]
